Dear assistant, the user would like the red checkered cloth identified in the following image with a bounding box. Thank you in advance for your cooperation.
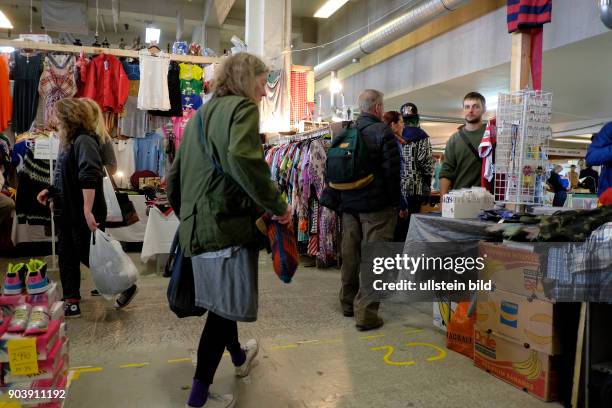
[257,214,299,283]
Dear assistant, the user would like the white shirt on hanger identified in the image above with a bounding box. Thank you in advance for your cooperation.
[137,49,170,111]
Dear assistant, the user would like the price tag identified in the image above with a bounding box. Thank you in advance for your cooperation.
[7,338,38,376]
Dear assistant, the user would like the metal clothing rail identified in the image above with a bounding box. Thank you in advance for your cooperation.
[0,39,222,64]
[267,126,332,145]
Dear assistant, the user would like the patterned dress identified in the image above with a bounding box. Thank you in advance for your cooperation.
[38,54,77,123]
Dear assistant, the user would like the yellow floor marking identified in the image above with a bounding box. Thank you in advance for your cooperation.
[360,334,385,340]
[405,329,424,335]
[167,358,192,364]
[406,342,447,362]
[69,367,103,380]
[270,344,298,350]
[119,363,150,369]
[370,345,416,366]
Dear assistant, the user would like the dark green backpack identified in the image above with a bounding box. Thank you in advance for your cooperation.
[326,126,374,190]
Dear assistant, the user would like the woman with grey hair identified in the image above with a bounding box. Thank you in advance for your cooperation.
[167,52,291,408]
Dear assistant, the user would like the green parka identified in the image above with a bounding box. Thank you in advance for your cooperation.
[167,95,286,256]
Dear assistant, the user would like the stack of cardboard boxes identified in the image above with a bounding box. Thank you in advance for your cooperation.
[475,242,559,401]
[0,282,69,407]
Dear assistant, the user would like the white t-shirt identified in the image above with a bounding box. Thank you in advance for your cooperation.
[137,49,170,111]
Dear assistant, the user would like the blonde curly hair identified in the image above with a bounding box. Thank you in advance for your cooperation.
[212,53,269,102]
[53,98,110,145]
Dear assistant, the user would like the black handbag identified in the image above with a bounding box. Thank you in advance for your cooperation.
[166,231,207,318]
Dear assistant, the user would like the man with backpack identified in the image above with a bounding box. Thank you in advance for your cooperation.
[326,89,400,331]
[439,92,488,197]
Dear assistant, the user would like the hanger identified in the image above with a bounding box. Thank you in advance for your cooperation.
[148,42,161,56]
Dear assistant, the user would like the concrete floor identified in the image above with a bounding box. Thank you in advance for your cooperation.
[0,253,559,408]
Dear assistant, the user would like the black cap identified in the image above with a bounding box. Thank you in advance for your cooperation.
[400,102,418,118]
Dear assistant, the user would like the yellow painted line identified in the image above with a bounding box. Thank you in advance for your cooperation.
[119,363,150,369]
[370,345,416,366]
[168,358,192,364]
[405,329,424,335]
[406,342,447,362]
[360,334,386,340]
[270,344,298,350]
[69,367,103,380]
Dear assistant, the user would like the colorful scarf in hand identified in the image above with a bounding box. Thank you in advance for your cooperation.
[256,213,298,283]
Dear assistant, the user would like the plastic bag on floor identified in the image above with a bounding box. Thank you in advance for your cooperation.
[89,229,138,299]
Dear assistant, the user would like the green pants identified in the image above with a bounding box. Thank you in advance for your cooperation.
[340,207,396,326]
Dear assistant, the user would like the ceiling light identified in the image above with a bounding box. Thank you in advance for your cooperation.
[0,10,13,29]
[0,46,15,54]
[145,27,161,44]
[551,138,591,144]
[314,0,350,18]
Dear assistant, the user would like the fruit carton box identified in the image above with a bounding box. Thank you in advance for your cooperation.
[2,337,67,383]
[477,289,560,355]
[0,320,60,363]
[474,328,558,401]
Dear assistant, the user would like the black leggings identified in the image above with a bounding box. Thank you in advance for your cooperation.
[195,312,242,384]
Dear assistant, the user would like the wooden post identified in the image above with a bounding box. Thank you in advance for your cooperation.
[572,302,587,408]
[510,31,531,92]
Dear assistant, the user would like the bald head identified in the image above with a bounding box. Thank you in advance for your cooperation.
[358,89,384,118]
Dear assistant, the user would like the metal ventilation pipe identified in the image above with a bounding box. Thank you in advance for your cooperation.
[314,0,470,78]
[601,0,612,29]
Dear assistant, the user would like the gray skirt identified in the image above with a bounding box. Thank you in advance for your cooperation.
[191,245,259,322]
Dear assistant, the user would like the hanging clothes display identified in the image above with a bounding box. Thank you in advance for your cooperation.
[112,138,136,189]
[15,140,51,226]
[134,130,165,177]
[260,68,290,133]
[0,55,12,132]
[122,60,140,80]
[170,108,196,150]
[137,49,170,111]
[11,53,42,134]
[118,96,148,138]
[264,135,339,266]
[81,53,129,113]
[38,54,77,123]
[149,61,183,117]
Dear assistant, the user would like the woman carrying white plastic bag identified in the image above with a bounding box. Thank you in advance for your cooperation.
[89,229,138,299]
[37,98,138,318]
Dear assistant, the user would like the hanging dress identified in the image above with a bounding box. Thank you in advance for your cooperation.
[38,54,77,123]
[0,55,12,132]
[137,49,170,111]
[11,53,42,134]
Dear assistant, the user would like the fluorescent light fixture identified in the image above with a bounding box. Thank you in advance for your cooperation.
[0,46,15,54]
[0,10,13,29]
[551,138,591,144]
[145,27,161,44]
[314,0,350,18]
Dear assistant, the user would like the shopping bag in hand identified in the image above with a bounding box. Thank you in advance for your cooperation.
[256,213,298,283]
[103,170,122,222]
[89,230,138,299]
[167,232,207,318]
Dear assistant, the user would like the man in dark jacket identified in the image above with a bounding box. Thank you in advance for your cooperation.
[338,89,400,331]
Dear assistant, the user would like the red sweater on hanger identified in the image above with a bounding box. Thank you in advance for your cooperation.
[80,53,129,113]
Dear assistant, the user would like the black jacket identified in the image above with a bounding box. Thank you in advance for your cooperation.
[50,132,107,229]
[336,113,401,213]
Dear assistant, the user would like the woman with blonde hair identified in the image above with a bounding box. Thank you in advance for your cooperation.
[37,98,137,317]
[81,98,118,175]
[168,52,291,408]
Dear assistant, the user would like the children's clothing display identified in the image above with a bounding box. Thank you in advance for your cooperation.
[38,54,77,123]
[11,53,42,134]
[137,49,170,111]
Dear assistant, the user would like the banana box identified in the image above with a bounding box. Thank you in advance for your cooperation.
[478,242,548,300]
[474,329,558,401]
[477,289,560,355]
[433,301,457,332]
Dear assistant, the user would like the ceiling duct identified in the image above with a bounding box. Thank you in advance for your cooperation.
[601,0,612,29]
[314,0,469,78]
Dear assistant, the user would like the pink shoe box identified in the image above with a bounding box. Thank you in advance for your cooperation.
[0,295,26,307]
[2,337,67,383]
[0,320,60,363]
[49,302,64,323]
[0,316,12,338]
[0,355,68,404]
[26,283,60,308]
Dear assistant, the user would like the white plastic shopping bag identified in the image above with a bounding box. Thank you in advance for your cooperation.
[89,230,138,299]
[103,168,122,222]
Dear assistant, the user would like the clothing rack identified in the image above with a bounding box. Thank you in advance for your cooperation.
[0,39,222,65]
[267,126,332,145]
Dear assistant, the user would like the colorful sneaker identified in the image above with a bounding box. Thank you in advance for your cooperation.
[235,339,259,378]
[24,306,50,335]
[3,263,27,295]
[8,304,31,333]
[25,260,50,295]
[64,302,81,318]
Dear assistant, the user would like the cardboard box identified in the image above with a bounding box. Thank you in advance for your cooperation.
[474,329,558,402]
[2,338,67,383]
[433,301,458,332]
[27,283,61,308]
[477,289,560,355]
[0,320,60,362]
[1,354,68,401]
[479,242,549,300]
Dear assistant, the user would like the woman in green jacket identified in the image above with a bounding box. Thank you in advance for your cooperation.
[167,53,290,408]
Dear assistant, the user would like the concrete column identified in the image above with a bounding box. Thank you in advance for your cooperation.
[205,27,221,54]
